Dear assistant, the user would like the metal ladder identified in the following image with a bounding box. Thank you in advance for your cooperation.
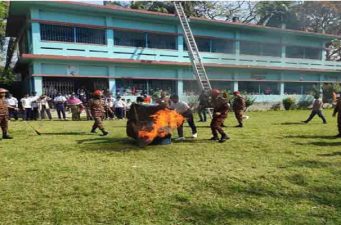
[174,1,212,92]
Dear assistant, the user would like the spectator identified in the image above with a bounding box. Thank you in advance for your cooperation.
[6,93,18,120]
[67,93,83,121]
[114,96,125,119]
[30,92,39,120]
[21,94,32,120]
[38,95,52,120]
[54,93,67,120]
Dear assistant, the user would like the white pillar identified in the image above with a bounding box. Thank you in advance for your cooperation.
[233,81,238,91]
[177,80,184,97]
[109,78,116,95]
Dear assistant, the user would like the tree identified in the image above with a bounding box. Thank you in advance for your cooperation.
[255,1,300,29]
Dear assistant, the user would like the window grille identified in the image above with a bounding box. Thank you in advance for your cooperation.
[114,30,146,47]
[40,24,106,45]
[76,27,106,44]
[41,24,74,42]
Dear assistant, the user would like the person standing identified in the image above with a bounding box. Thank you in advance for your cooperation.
[38,95,52,120]
[303,95,327,124]
[30,92,39,120]
[0,88,12,139]
[6,93,18,120]
[198,90,209,122]
[170,95,197,141]
[114,96,125,119]
[232,91,246,128]
[67,93,83,121]
[210,89,230,143]
[89,90,110,136]
[54,93,67,120]
[20,94,32,120]
[332,92,341,137]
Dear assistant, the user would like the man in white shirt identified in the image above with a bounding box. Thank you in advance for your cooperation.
[21,94,32,120]
[6,93,18,120]
[30,92,39,120]
[169,94,197,141]
[114,96,126,119]
[54,93,67,120]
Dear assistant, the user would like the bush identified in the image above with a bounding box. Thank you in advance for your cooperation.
[245,95,256,108]
[282,97,296,110]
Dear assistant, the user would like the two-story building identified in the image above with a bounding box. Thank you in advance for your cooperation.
[6,1,341,101]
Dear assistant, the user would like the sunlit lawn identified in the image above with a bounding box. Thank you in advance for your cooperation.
[0,109,340,224]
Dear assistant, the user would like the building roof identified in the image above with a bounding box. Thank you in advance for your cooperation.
[6,1,341,40]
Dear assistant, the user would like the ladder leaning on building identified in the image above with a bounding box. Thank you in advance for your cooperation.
[173,1,212,92]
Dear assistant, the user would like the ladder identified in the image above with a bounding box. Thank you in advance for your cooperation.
[173,1,212,92]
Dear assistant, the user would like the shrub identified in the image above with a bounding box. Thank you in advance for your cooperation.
[245,95,256,108]
[282,97,296,110]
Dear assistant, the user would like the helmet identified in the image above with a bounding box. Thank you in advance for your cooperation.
[0,88,8,93]
[233,91,240,95]
[211,89,220,98]
[93,90,103,97]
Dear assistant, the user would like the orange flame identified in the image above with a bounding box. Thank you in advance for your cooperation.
[138,109,184,143]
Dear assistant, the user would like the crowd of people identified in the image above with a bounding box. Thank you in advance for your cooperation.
[3,91,134,121]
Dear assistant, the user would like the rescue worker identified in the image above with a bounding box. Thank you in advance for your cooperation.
[233,91,246,128]
[332,92,341,138]
[170,94,197,141]
[302,95,327,124]
[197,90,209,122]
[89,90,110,136]
[210,89,230,143]
[0,88,13,139]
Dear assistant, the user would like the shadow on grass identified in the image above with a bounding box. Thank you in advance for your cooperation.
[317,152,341,157]
[285,135,338,139]
[289,159,334,168]
[41,132,93,136]
[275,122,306,125]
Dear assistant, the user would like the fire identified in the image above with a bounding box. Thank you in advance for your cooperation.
[138,109,184,144]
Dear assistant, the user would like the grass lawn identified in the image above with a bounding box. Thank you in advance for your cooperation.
[0,109,340,225]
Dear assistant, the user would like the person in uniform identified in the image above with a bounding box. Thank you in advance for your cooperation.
[232,91,246,128]
[89,90,110,136]
[197,90,209,122]
[170,94,197,141]
[302,95,327,124]
[0,88,13,139]
[210,89,230,143]
[332,92,341,137]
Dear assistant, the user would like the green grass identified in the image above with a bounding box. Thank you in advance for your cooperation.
[0,110,340,225]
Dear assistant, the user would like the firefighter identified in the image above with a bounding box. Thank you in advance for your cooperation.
[0,88,13,139]
[233,91,246,128]
[89,90,110,136]
[210,89,230,143]
[332,92,341,138]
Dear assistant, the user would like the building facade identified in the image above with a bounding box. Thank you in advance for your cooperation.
[6,1,341,101]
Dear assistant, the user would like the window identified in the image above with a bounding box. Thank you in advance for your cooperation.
[240,41,261,56]
[195,37,210,52]
[40,24,74,42]
[75,27,106,44]
[284,82,319,95]
[40,24,106,44]
[286,46,304,58]
[240,41,281,57]
[115,79,176,96]
[284,82,302,95]
[286,46,321,60]
[114,30,146,47]
[239,81,280,95]
[147,33,176,50]
[305,47,321,60]
[211,81,233,91]
[262,43,281,57]
[211,39,234,54]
